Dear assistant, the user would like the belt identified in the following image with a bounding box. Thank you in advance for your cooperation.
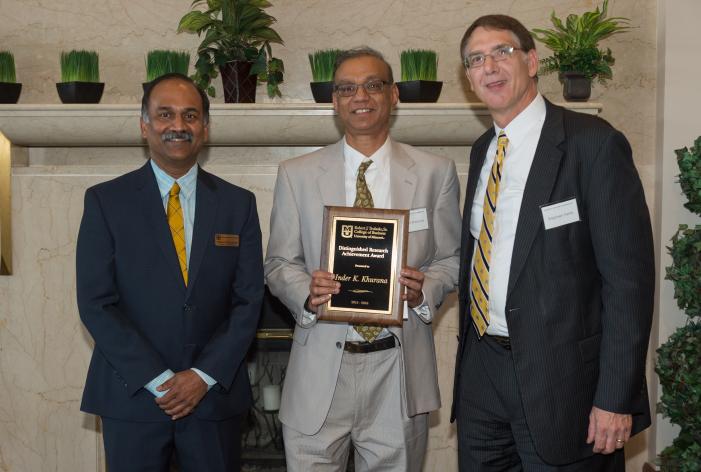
[484,334,511,350]
[344,336,396,354]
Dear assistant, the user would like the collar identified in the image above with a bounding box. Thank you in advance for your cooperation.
[150,159,198,200]
[343,136,391,173]
[494,93,546,149]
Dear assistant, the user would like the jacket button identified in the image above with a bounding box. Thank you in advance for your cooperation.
[336,342,342,349]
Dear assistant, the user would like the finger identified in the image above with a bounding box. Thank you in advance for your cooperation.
[586,412,596,444]
[157,378,175,391]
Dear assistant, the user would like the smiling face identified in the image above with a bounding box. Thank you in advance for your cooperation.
[332,55,398,146]
[140,78,209,177]
[463,26,539,128]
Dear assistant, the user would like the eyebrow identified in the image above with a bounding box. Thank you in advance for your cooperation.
[467,43,512,56]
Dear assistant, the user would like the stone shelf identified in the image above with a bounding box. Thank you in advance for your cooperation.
[0,102,601,148]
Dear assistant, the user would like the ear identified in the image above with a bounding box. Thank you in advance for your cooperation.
[526,48,539,78]
[203,122,210,143]
[332,91,338,112]
[140,118,147,139]
[390,82,399,107]
[464,68,475,91]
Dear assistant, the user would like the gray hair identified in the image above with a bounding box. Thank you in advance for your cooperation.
[333,47,394,83]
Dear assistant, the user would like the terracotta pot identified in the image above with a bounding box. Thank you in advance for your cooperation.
[560,72,591,102]
[219,61,257,103]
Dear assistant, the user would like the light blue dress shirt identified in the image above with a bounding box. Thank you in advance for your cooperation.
[144,160,216,397]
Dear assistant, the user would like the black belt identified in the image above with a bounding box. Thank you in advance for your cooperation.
[484,334,511,350]
[344,336,396,354]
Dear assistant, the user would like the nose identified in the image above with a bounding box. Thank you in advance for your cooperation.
[171,114,186,130]
[483,55,499,74]
[352,84,370,100]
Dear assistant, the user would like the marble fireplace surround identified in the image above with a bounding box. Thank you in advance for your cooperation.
[0,102,601,471]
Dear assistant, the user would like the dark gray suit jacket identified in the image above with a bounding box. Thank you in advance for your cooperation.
[452,99,654,465]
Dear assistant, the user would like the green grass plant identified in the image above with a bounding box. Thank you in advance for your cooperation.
[400,49,438,82]
[0,51,17,83]
[308,49,342,82]
[145,50,191,82]
[60,50,100,83]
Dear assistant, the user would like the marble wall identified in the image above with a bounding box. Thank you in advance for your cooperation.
[0,1,659,471]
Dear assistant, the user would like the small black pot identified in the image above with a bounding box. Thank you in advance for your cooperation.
[56,82,105,104]
[310,81,334,103]
[560,72,591,102]
[396,80,442,103]
[0,82,22,104]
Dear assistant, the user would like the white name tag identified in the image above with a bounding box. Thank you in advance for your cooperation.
[541,198,580,230]
[403,301,409,320]
[409,208,429,232]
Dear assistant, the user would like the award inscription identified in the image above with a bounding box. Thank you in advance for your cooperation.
[318,207,408,326]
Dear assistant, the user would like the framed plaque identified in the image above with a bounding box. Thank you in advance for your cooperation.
[318,206,408,326]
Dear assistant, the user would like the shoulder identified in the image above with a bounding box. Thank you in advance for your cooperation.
[85,164,147,198]
[394,141,454,171]
[549,101,621,143]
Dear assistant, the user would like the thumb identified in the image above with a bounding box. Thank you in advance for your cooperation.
[586,409,597,444]
[157,377,176,392]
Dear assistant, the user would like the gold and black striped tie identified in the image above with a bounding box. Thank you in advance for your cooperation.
[168,182,188,285]
[352,160,382,343]
[470,131,508,337]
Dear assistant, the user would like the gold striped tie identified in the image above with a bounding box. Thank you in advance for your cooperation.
[352,160,382,343]
[168,182,188,285]
[470,131,508,337]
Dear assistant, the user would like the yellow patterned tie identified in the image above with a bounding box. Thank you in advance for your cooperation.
[470,131,508,337]
[168,182,188,286]
[352,160,382,343]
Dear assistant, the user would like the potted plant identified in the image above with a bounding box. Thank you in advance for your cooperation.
[396,49,442,103]
[144,50,191,90]
[178,0,284,103]
[308,49,341,103]
[0,51,21,104]
[531,0,629,101]
[56,50,104,104]
[655,136,701,470]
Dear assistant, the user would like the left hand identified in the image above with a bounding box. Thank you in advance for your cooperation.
[399,266,425,308]
[586,406,632,454]
[155,370,208,420]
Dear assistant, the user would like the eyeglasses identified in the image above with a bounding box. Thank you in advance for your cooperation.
[463,45,523,69]
[334,79,390,97]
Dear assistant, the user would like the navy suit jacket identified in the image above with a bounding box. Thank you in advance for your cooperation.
[77,162,263,422]
[452,100,654,465]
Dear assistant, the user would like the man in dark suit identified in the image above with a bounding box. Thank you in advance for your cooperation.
[452,15,654,471]
[76,73,263,471]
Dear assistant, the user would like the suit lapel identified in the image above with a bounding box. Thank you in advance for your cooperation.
[186,167,217,298]
[389,139,417,209]
[137,162,186,293]
[507,100,565,296]
[317,140,347,206]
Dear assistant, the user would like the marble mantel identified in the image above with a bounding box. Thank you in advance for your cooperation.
[0,102,601,148]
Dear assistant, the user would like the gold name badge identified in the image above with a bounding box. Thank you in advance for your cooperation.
[215,233,240,247]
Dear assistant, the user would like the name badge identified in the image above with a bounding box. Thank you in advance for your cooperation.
[409,208,429,232]
[215,233,240,247]
[541,198,580,230]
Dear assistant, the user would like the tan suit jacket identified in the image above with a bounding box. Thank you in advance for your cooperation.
[264,138,460,435]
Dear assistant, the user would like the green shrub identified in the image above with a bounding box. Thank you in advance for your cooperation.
[675,136,701,215]
[400,49,438,82]
[0,51,17,83]
[308,49,341,82]
[60,50,100,82]
[145,50,190,82]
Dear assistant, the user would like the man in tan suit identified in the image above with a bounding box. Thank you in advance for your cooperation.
[264,47,461,471]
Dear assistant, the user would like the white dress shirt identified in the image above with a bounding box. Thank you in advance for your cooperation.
[469,93,546,337]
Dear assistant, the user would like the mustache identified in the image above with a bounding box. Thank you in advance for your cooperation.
[162,131,193,142]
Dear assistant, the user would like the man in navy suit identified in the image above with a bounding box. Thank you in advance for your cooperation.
[452,15,654,471]
[76,73,263,471]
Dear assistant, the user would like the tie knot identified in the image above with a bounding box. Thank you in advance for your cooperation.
[497,131,508,147]
[358,160,373,176]
[169,182,181,197]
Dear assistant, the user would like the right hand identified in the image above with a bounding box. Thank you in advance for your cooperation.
[307,270,340,313]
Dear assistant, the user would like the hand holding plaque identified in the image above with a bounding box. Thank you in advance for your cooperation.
[317,206,408,326]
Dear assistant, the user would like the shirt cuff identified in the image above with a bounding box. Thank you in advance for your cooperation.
[300,308,318,327]
[411,290,432,323]
[144,369,175,398]
[191,368,216,391]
